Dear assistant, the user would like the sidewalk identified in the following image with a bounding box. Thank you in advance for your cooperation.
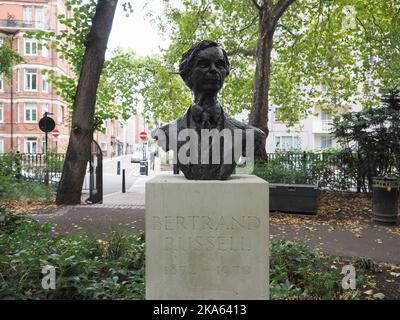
[270,218,400,264]
[102,164,163,206]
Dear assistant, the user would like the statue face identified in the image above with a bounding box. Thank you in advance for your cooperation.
[190,47,228,94]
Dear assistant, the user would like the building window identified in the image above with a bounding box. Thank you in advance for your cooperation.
[42,73,49,92]
[25,69,38,91]
[321,135,332,149]
[42,42,49,57]
[0,138,3,153]
[42,103,49,116]
[23,6,33,26]
[321,110,332,121]
[0,103,3,122]
[25,38,38,55]
[57,105,62,123]
[0,37,3,90]
[36,7,45,29]
[24,103,37,123]
[100,142,108,151]
[275,136,301,151]
[25,138,37,154]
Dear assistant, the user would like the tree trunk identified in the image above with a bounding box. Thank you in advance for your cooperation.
[249,0,295,161]
[249,4,274,161]
[56,0,118,205]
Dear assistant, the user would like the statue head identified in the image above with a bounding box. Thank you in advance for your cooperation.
[179,40,230,95]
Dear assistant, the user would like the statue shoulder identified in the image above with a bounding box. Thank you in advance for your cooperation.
[151,113,188,152]
[224,114,266,139]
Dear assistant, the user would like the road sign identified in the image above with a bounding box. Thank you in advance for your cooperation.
[39,116,55,133]
[139,131,148,140]
[52,129,60,138]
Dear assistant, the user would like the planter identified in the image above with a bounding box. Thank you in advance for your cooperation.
[269,183,319,215]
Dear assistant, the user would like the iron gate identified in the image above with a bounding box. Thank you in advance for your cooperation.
[87,140,103,204]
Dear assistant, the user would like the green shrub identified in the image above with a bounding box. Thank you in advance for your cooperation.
[0,211,369,300]
[0,151,22,178]
[0,212,145,300]
[0,205,29,234]
[0,176,55,200]
[253,150,358,190]
[269,240,368,300]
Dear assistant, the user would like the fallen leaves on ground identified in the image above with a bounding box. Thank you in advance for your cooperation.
[0,199,59,214]
[270,191,400,238]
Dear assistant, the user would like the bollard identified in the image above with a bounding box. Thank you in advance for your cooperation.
[117,161,121,175]
[122,169,126,193]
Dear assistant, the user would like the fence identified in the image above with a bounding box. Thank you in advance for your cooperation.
[0,153,65,185]
[254,152,399,192]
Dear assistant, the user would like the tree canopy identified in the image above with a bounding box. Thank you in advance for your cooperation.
[140,0,400,126]
[26,0,138,131]
[332,88,400,190]
[0,37,24,79]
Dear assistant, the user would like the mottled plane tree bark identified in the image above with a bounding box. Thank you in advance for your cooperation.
[248,0,295,160]
[56,0,118,205]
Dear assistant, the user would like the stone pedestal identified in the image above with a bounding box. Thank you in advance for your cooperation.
[145,174,269,300]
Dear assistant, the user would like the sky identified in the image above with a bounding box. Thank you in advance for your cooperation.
[107,0,175,58]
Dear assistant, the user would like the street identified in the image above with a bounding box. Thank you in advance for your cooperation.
[81,154,152,196]
[102,155,144,195]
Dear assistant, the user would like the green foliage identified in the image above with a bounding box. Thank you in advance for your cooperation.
[0,37,24,79]
[0,151,22,178]
[26,0,141,131]
[0,152,64,191]
[332,89,400,191]
[0,205,27,234]
[139,55,192,122]
[142,0,257,120]
[96,49,146,128]
[252,150,355,190]
[0,176,55,201]
[355,257,378,272]
[0,211,374,300]
[0,211,144,300]
[270,240,369,300]
[140,0,400,125]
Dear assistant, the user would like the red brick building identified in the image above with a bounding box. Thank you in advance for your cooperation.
[0,0,73,154]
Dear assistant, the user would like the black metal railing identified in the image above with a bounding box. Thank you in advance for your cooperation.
[254,152,400,192]
[0,19,51,31]
[0,153,65,185]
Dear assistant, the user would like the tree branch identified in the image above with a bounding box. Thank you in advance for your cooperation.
[238,15,258,34]
[227,47,256,57]
[251,0,261,11]
[273,0,296,26]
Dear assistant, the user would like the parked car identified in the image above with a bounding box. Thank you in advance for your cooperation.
[131,146,144,163]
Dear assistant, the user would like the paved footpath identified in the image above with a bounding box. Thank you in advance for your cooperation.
[33,202,400,265]
[270,219,400,264]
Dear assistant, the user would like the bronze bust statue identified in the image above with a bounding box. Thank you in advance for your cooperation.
[153,40,265,180]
